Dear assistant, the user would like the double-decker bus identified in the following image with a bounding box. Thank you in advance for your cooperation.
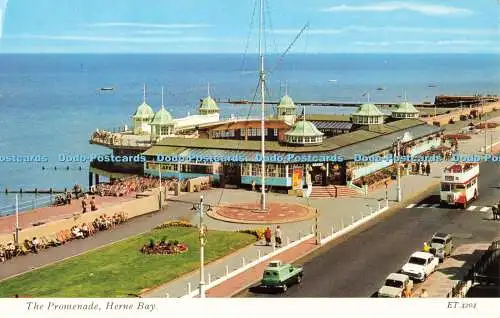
[440,163,479,208]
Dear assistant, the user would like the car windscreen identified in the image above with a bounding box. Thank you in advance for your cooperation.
[408,257,426,265]
[431,238,445,245]
[385,279,403,288]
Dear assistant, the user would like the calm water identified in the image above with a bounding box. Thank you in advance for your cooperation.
[0,53,499,212]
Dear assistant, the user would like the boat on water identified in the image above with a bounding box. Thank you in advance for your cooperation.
[99,87,114,91]
[376,87,385,91]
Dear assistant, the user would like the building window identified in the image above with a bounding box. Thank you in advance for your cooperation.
[273,128,278,136]
[242,163,251,176]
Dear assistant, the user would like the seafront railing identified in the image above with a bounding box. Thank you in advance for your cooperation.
[0,194,54,217]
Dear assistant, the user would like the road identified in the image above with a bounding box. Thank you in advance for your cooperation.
[240,162,500,297]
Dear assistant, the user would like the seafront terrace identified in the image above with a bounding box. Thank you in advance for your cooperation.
[90,129,152,149]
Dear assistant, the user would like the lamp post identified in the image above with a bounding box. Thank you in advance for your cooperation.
[314,209,320,245]
[393,137,402,202]
[15,194,19,246]
[158,164,162,209]
[192,196,208,298]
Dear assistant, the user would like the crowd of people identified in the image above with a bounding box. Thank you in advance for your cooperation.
[0,212,128,263]
[91,177,160,197]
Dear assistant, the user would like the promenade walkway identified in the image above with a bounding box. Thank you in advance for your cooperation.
[0,194,136,235]
[413,243,491,297]
[2,115,500,297]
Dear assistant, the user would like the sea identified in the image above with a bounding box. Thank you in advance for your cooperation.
[0,53,499,215]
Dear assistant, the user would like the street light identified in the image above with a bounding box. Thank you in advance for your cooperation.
[314,209,320,245]
[191,196,211,298]
[393,137,402,202]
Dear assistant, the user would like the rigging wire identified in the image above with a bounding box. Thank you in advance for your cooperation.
[239,0,259,75]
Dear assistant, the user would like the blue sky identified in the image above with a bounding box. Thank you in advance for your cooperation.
[0,0,498,53]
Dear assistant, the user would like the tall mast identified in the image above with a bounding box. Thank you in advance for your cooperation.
[143,83,147,103]
[259,0,266,210]
[161,86,165,107]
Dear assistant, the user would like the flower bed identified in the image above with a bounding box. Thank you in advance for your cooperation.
[155,220,194,229]
[353,168,394,187]
[140,238,188,255]
[443,134,471,140]
[475,123,499,129]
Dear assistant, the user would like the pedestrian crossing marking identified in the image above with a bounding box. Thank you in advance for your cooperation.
[406,203,492,211]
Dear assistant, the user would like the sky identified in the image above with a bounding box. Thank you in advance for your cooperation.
[0,0,498,53]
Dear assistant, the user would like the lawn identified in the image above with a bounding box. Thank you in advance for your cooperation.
[0,227,255,297]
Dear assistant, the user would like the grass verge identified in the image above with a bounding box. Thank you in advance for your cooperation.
[0,227,254,297]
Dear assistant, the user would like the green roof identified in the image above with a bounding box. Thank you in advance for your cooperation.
[352,103,384,117]
[277,95,297,109]
[304,114,351,122]
[150,106,174,125]
[150,119,429,154]
[392,102,419,114]
[199,96,220,111]
[133,102,155,119]
[285,121,324,137]
[362,119,424,134]
[143,146,185,156]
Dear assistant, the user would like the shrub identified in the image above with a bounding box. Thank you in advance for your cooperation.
[148,238,155,248]
[238,228,265,240]
[155,220,195,229]
[160,236,167,244]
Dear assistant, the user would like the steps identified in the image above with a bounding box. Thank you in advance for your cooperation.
[309,185,362,198]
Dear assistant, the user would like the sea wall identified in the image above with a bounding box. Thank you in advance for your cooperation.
[0,191,161,245]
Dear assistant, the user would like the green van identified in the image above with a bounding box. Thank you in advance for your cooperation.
[261,260,303,292]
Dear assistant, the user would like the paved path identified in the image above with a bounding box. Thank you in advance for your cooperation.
[0,193,137,235]
[414,243,490,297]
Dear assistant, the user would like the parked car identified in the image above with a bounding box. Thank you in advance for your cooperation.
[401,252,439,282]
[430,232,453,261]
[260,260,303,292]
[378,273,414,298]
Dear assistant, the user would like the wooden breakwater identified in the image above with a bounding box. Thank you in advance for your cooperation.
[3,188,70,194]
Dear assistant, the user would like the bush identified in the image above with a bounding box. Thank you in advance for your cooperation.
[160,236,167,244]
[443,134,471,140]
[155,220,195,229]
[238,228,265,240]
[148,238,155,248]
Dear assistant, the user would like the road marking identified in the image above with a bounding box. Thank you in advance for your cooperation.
[406,204,416,208]
[480,207,491,212]
[430,204,440,208]
[417,204,429,208]
[467,206,478,211]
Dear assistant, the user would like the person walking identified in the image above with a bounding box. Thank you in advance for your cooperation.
[275,225,282,248]
[264,227,272,246]
[425,162,431,176]
[81,197,88,213]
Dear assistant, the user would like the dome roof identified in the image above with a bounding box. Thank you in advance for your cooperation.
[150,106,173,125]
[285,120,324,137]
[133,102,155,119]
[199,96,220,111]
[352,103,384,117]
[392,101,419,114]
[278,95,297,109]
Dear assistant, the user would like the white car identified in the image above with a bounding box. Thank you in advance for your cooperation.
[378,273,414,298]
[401,252,439,282]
